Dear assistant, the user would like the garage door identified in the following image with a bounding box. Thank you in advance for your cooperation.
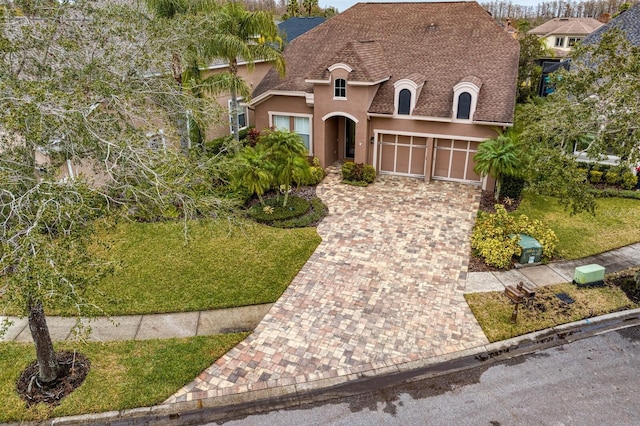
[377,133,427,177]
[432,138,481,183]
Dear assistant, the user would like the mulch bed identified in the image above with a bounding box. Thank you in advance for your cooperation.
[16,351,90,407]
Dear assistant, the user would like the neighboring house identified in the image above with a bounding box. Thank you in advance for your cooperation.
[278,16,326,43]
[200,60,273,140]
[529,17,603,58]
[249,2,519,187]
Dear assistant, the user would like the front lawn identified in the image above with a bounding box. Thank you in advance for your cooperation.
[56,219,321,316]
[0,334,246,423]
[515,193,640,260]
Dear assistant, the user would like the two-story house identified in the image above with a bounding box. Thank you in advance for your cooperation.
[248,2,519,188]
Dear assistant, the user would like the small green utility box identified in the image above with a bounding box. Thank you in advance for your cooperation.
[515,234,543,265]
[573,264,605,287]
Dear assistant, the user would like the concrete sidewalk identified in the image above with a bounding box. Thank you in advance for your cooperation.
[465,243,640,293]
[0,303,272,343]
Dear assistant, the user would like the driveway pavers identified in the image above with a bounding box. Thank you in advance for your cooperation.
[167,168,488,402]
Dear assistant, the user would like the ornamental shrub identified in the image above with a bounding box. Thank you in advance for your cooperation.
[605,171,620,185]
[501,174,526,199]
[621,172,638,190]
[471,205,558,269]
[589,170,603,184]
[342,162,376,185]
[342,162,355,180]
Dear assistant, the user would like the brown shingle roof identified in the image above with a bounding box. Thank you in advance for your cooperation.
[528,18,603,36]
[254,2,519,124]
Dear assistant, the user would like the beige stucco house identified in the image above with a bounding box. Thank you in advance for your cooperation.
[249,2,519,188]
[529,17,603,58]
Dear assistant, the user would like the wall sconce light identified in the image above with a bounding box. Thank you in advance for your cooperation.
[370,136,374,144]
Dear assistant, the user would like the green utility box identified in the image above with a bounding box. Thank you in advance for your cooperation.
[515,234,543,264]
[573,264,605,287]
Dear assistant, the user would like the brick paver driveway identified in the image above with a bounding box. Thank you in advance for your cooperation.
[168,169,488,402]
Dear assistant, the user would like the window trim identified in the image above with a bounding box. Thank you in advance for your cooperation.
[268,111,314,154]
[228,98,248,133]
[452,81,480,122]
[393,79,422,116]
[334,78,347,100]
[554,36,565,48]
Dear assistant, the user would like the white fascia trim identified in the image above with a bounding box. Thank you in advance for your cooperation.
[348,77,390,86]
[305,79,331,84]
[321,112,359,124]
[328,63,353,73]
[249,90,308,106]
[305,93,314,106]
[373,128,487,142]
[203,59,268,71]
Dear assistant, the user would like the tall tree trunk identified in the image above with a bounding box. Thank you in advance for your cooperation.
[28,299,60,383]
[230,59,240,142]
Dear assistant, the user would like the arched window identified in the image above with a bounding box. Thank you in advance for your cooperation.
[456,92,472,120]
[334,78,346,98]
[398,89,411,115]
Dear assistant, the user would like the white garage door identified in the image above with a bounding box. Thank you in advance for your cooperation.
[432,138,482,183]
[377,133,428,177]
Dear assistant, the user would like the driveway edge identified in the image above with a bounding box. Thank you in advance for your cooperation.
[34,308,640,426]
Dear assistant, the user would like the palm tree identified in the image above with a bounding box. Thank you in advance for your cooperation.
[259,130,310,207]
[474,131,523,201]
[198,2,285,141]
[235,147,273,205]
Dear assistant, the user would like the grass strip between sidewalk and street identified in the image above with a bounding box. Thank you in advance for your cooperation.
[465,283,636,342]
[0,333,247,423]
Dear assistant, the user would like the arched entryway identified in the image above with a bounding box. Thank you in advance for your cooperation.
[322,114,357,167]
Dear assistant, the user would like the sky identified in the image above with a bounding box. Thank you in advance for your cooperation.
[319,0,543,13]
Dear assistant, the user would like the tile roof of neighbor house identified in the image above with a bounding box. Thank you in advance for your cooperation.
[528,17,604,36]
[278,17,326,42]
[582,3,640,46]
[254,2,519,124]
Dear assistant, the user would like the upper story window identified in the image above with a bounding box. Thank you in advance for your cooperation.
[398,89,411,115]
[555,37,565,47]
[393,77,423,116]
[567,37,582,47]
[452,77,481,122]
[456,92,472,120]
[334,78,346,98]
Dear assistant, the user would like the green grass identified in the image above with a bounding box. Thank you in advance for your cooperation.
[465,284,635,342]
[515,192,640,259]
[0,334,247,423]
[55,218,321,316]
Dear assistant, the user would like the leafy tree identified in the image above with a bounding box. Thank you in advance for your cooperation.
[198,2,285,142]
[474,131,523,201]
[302,0,318,16]
[518,28,640,213]
[516,31,553,103]
[0,0,228,384]
[285,0,300,18]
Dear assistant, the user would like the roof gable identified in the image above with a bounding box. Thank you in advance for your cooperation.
[254,2,519,124]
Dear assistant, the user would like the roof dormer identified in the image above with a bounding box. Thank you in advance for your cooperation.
[453,76,482,122]
[394,74,425,116]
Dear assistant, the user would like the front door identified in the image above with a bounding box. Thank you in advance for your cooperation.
[345,118,355,159]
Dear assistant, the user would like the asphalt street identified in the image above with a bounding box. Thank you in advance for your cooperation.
[217,325,640,426]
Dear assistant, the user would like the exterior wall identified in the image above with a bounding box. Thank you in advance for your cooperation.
[202,62,273,140]
[311,70,379,167]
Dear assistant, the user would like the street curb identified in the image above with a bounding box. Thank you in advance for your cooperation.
[28,308,640,426]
